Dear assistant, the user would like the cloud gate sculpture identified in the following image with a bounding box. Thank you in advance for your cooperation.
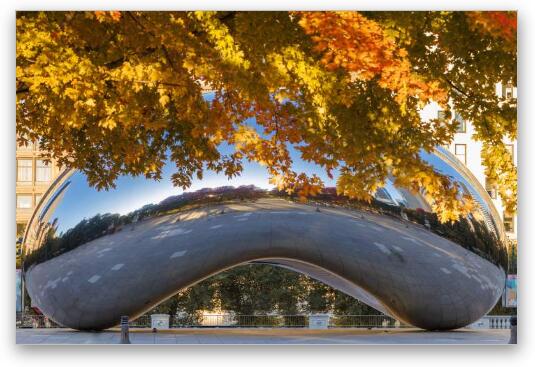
[21,147,508,331]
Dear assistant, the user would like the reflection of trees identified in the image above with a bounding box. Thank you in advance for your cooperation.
[25,185,508,271]
[280,188,508,270]
[25,213,122,267]
[25,185,268,267]
[150,263,381,319]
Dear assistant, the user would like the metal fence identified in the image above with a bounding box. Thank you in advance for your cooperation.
[14,313,410,329]
[128,314,312,328]
[16,313,514,329]
[16,313,63,329]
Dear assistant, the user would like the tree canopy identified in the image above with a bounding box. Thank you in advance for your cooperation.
[16,11,517,222]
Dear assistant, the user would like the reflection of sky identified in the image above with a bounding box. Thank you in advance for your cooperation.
[421,147,493,222]
[50,145,486,234]
[421,148,472,197]
[47,93,488,235]
[51,112,337,234]
[383,178,407,205]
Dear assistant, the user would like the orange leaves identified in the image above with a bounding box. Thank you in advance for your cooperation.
[94,11,122,23]
[296,11,448,109]
[16,11,514,222]
[270,172,324,202]
[467,11,516,46]
[297,11,390,77]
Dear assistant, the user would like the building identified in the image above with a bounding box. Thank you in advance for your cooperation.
[446,117,517,242]
[16,140,62,240]
[421,83,517,244]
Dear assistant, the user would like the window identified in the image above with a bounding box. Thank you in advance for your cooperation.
[454,144,467,165]
[505,144,514,162]
[503,212,515,233]
[454,113,466,133]
[485,178,497,199]
[17,194,32,209]
[17,159,33,182]
[17,141,33,151]
[502,84,515,99]
[36,159,51,182]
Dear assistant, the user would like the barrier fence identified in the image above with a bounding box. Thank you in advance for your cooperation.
[16,313,514,329]
[127,314,407,328]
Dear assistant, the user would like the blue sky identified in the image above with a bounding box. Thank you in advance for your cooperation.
[46,94,479,235]
[48,136,471,234]
[50,95,337,233]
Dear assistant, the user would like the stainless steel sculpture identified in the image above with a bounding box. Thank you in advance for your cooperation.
[21,147,508,331]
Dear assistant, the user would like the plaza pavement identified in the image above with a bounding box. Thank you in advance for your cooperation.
[16,328,510,345]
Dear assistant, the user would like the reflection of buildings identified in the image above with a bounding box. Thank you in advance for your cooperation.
[16,140,63,239]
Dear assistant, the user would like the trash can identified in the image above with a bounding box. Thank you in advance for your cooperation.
[150,314,170,330]
[309,314,330,329]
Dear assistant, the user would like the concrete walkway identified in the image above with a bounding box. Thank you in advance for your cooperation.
[16,328,510,345]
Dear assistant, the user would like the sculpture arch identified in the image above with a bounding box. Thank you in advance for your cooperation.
[22,149,507,330]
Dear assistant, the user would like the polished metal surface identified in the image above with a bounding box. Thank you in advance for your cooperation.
[22,148,508,330]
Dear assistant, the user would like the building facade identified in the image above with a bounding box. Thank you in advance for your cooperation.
[16,140,62,239]
[446,118,517,242]
[421,83,517,244]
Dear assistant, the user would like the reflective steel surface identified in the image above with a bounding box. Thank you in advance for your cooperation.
[22,148,508,330]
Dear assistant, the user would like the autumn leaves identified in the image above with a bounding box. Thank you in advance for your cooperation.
[16,11,516,222]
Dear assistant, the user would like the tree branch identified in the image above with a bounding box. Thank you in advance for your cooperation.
[443,77,472,99]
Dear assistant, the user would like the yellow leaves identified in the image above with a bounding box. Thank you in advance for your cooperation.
[15,11,515,222]
[481,142,517,214]
[270,171,324,201]
[85,98,96,108]
[159,95,170,107]
[99,117,117,130]
[267,45,335,123]
[144,162,159,174]
[269,174,287,191]
[193,11,250,70]
[64,87,79,100]
[232,126,261,148]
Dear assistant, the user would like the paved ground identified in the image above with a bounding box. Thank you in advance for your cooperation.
[16,328,510,345]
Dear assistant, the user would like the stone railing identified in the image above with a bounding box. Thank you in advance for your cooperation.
[469,315,513,329]
[485,315,512,329]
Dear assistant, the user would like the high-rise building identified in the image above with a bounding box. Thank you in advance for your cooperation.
[16,140,63,240]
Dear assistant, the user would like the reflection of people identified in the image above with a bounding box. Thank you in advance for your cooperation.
[507,290,517,307]
[16,270,22,312]
[506,275,517,307]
